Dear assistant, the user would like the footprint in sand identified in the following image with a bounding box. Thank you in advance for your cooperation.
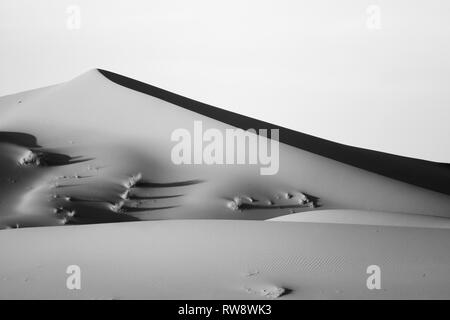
[241,269,290,299]
[243,285,289,299]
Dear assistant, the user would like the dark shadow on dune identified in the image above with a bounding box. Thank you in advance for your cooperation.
[66,214,140,225]
[279,288,293,297]
[123,205,179,213]
[38,151,92,166]
[0,131,93,167]
[135,179,204,188]
[52,199,178,224]
[62,205,141,225]
[54,184,86,189]
[0,132,41,148]
[66,197,105,203]
[99,69,450,195]
[69,155,96,165]
[303,193,320,206]
[129,194,183,200]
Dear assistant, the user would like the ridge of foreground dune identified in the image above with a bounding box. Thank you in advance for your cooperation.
[269,209,450,228]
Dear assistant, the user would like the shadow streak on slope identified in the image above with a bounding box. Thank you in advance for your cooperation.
[99,69,450,195]
[129,194,183,200]
[135,179,204,188]
[0,132,92,167]
[0,132,41,148]
[34,152,93,167]
[65,204,141,225]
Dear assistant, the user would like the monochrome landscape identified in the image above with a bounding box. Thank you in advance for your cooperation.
[0,69,449,299]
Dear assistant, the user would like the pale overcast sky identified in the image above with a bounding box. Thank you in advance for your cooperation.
[1,0,449,161]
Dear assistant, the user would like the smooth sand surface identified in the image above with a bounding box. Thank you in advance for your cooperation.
[0,69,449,299]
[1,219,450,299]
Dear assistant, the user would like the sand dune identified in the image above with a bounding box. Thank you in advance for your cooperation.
[0,69,449,228]
[0,69,449,299]
[1,220,450,299]
[100,69,450,195]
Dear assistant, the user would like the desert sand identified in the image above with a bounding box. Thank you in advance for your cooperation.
[1,219,450,299]
[0,69,449,299]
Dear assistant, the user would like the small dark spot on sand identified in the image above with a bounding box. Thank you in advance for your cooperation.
[244,269,259,277]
